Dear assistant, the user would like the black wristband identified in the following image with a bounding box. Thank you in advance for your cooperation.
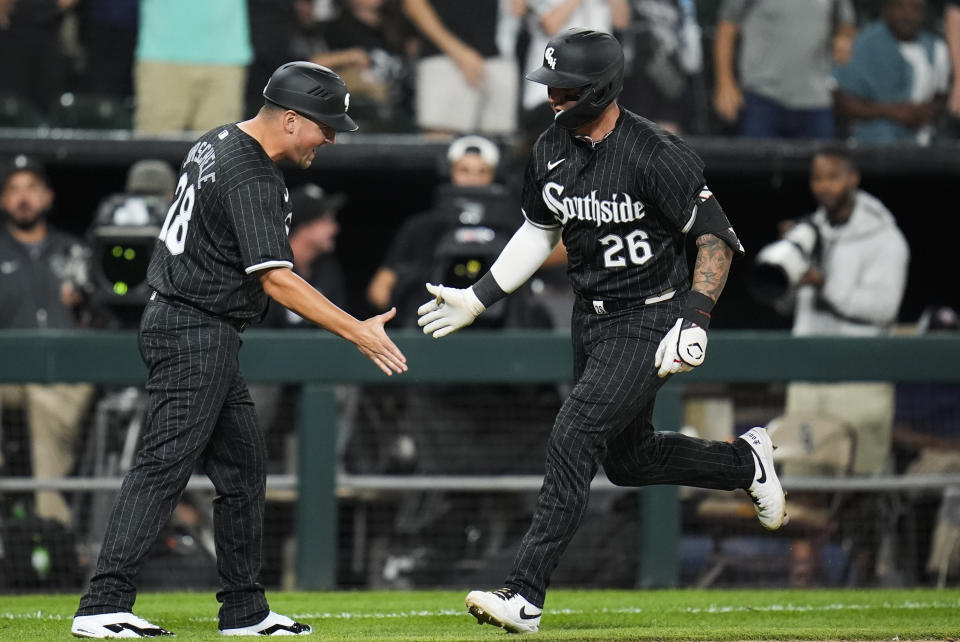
[472,272,508,308]
[681,290,715,329]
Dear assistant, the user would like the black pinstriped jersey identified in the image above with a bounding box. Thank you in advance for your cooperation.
[522,109,711,304]
[147,124,294,320]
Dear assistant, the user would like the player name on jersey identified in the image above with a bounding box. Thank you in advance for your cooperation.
[542,182,647,227]
[184,140,217,189]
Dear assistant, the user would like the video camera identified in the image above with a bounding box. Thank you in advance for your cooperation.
[87,193,166,307]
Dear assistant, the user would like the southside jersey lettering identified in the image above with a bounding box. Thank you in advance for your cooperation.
[522,109,722,304]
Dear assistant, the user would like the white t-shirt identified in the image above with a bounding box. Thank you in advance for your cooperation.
[898,39,950,144]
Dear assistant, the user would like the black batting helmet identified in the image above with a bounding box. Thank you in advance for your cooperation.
[525,28,624,130]
[263,61,359,132]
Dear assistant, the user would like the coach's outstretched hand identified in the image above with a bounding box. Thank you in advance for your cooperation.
[355,307,408,375]
[417,283,486,338]
[654,318,708,378]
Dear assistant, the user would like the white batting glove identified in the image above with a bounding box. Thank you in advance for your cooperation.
[417,283,486,338]
[654,318,708,378]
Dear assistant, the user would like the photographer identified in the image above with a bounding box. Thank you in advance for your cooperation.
[0,155,94,528]
[761,145,910,339]
[751,144,910,585]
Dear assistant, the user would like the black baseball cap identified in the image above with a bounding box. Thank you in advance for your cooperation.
[290,183,347,230]
[2,154,49,190]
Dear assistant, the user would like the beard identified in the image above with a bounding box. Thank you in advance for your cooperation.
[4,207,47,231]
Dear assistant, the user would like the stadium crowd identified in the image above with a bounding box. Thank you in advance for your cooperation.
[0,0,958,142]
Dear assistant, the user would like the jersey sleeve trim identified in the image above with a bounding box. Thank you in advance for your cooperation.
[245,259,294,274]
[522,208,561,230]
[681,203,697,234]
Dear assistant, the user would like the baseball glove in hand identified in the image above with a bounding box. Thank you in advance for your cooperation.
[654,318,707,378]
[417,283,486,338]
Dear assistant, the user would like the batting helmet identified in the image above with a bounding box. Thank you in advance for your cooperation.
[525,28,624,130]
[263,61,359,132]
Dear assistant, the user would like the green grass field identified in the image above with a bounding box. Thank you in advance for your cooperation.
[1,588,959,641]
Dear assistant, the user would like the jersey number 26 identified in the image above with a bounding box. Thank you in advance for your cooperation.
[599,230,653,268]
[158,173,196,256]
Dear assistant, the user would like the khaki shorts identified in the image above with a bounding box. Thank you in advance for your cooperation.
[415,54,518,135]
[135,60,247,134]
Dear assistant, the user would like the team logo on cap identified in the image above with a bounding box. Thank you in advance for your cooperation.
[545,47,557,70]
[344,92,351,112]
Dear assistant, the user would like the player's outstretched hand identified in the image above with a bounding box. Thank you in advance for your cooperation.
[654,318,707,378]
[417,283,485,338]
[356,307,408,375]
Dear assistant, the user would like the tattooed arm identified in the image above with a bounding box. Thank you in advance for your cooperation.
[654,233,733,377]
[691,233,734,304]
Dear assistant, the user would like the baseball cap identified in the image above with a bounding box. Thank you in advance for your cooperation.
[290,183,347,230]
[126,159,177,198]
[447,135,500,170]
[2,154,49,190]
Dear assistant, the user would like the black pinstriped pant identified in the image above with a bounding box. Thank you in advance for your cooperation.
[76,300,269,629]
[505,298,756,607]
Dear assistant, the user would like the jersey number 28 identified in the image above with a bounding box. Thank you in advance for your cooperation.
[158,173,196,255]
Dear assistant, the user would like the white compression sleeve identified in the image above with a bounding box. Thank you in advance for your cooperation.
[488,221,562,294]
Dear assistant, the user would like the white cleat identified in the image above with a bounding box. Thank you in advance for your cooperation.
[220,611,312,636]
[739,426,787,530]
[71,612,173,638]
[466,587,541,634]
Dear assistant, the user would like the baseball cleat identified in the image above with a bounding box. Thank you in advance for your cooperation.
[219,611,312,636]
[466,587,541,634]
[71,612,173,638]
[739,426,787,530]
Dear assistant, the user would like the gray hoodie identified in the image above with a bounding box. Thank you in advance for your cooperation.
[792,189,909,337]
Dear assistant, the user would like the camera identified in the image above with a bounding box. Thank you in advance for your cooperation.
[87,193,167,306]
[747,220,821,305]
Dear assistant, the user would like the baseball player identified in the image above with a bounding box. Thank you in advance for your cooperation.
[72,62,407,638]
[416,29,787,633]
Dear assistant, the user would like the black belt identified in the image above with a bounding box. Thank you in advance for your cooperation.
[151,291,250,332]
[574,289,678,315]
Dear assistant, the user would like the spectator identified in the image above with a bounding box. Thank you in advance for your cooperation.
[244,0,300,119]
[248,0,415,130]
[76,0,138,101]
[133,0,253,134]
[759,145,909,585]
[322,0,417,130]
[520,0,629,141]
[402,0,520,136]
[713,0,855,139]
[945,0,960,117]
[834,0,949,145]
[619,0,706,134]
[0,0,78,125]
[0,155,94,527]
